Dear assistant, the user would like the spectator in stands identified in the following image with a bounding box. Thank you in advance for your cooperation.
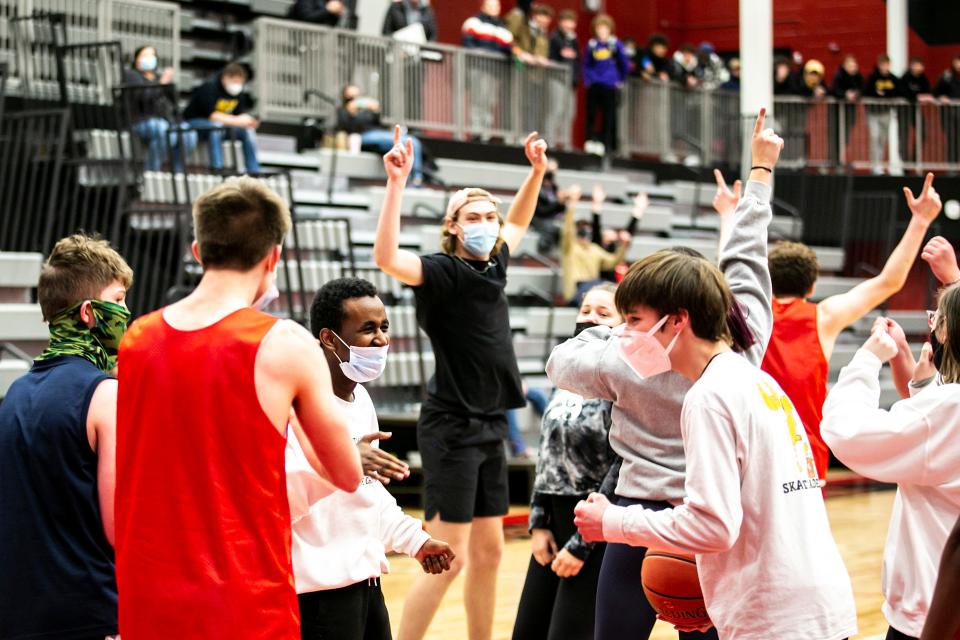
[934,54,960,164]
[183,63,260,175]
[382,0,437,40]
[0,234,131,640]
[796,59,827,97]
[506,3,553,135]
[639,33,675,83]
[720,57,740,91]
[773,56,796,95]
[337,84,425,186]
[594,190,647,283]
[904,56,933,101]
[124,45,196,172]
[582,14,629,156]
[760,173,942,483]
[832,54,864,160]
[505,383,549,459]
[694,42,728,89]
[531,159,574,253]
[622,37,639,75]
[462,0,514,140]
[560,184,630,304]
[672,43,699,88]
[288,0,357,29]
[546,9,580,147]
[864,53,903,174]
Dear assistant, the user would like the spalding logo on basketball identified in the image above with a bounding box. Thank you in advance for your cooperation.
[640,550,712,629]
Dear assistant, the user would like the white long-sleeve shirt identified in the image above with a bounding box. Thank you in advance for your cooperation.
[822,348,960,637]
[285,384,430,593]
[601,352,856,640]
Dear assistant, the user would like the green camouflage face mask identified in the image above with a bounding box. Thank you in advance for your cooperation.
[37,299,131,373]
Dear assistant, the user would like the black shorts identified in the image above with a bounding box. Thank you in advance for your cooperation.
[417,410,509,523]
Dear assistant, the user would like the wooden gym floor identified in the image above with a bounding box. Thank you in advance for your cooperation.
[381,485,897,640]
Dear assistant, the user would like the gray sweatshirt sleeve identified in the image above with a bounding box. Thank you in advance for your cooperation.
[718,180,773,367]
[545,326,626,401]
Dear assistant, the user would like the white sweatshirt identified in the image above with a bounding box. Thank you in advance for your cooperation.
[602,352,857,640]
[822,349,960,637]
[285,384,430,594]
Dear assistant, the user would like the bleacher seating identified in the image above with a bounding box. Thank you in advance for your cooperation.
[0,252,45,398]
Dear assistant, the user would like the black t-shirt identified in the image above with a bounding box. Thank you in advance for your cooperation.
[414,244,524,419]
[183,75,252,121]
[122,68,176,122]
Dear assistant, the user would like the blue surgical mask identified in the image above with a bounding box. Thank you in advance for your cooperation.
[458,222,500,257]
[138,55,157,72]
[332,332,389,383]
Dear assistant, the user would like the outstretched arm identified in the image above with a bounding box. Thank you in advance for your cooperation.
[819,173,941,347]
[502,132,549,252]
[712,168,742,252]
[921,515,960,640]
[372,125,423,286]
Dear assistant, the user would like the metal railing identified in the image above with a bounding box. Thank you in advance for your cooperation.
[253,17,573,147]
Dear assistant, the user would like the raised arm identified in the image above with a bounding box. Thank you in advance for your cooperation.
[559,184,582,256]
[501,132,549,252]
[712,168,742,251]
[88,379,118,546]
[372,125,424,286]
[819,173,941,345]
[546,326,620,401]
[590,184,605,245]
[881,317,918,399]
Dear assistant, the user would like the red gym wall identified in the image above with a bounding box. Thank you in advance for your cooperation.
[433,0,960,148]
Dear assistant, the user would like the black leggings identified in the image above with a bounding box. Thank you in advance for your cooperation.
[512,494,605,640]
[885,627,917,640]
[586,84,619,152]
[595,497,718,640]
[298,579,391,640]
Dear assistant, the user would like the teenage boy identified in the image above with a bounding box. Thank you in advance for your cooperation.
[761,173,941,481]
[373,126,548,640]
[0,234,131,640]
[115,177,363,638]
[573,248,858,640]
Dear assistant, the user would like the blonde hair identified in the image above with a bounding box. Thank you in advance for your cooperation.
[440,188,506,256]
[38,234,133,320]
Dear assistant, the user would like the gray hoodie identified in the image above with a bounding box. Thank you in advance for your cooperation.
[545,181,774,503]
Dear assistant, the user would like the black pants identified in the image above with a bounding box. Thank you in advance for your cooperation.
[586,84,619,152]
[513,494,605,640]
[885,627,918,640]
[298,580,392,640]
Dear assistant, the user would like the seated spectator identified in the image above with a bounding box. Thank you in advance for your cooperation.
[721,57,741,91]
[123,45,196,172]
[461,0,514,139]
[593,189,646,282]
[582,14,629,156]
[695,41,728,89]
[560,184,630,303]
[183,63,260,175]
[505,384,549,459]
[672,42,699,88]
[288,0,356,28]
[638,33,675,83]
[382,0,437,41]
[903,55,933,102]
[337,84,425,186]
[530,159,572,253]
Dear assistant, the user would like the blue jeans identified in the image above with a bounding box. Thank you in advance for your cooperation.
[132,118,197,172]
[506,387,551,456]
[360,129,423,181]
[186,118,260,174]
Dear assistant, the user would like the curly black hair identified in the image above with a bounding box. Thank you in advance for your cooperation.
[309,277,379,338]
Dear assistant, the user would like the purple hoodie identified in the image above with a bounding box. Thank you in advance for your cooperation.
[583,36,630,88]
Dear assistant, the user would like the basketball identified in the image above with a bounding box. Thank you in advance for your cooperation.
[641,550,711,629]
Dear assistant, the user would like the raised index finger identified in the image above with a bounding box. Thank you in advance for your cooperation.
[713,168,726,189]
[393,124,401,146]
[524,131,537,148]
[922,172,935,197]
[754,107,767,136]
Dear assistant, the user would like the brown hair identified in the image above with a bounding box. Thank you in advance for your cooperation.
[768,241,819,298]
[591,14,614,36]
[531,3,554,17]
[936,284,960,383]
[222,62,247,80]
[440,188,505,256]
[557,9,577,23]
[38,234,133,320]
[192,176,291,270]
[615,250,732,344]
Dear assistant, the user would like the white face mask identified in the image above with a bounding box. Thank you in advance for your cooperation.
[617,315,679,380]
[224,82,244,96]
[332,332,389,383]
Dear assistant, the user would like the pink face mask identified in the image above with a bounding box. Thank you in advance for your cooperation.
[617,315,679,380]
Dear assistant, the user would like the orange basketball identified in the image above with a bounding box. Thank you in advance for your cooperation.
[640,550,711,629]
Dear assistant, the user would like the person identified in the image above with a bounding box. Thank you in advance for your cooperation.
[372,126,548,640]
[382,0,437,40]
[183,63,261,175]
[760,173,942,482]
[511,283,622,640]
[902,56,933,163]
[546,110,779,640]
[582,14,629,156]
[821,282,960,640]
[289,277,455,640]
[694,42,728,90]
[506,4,553,136]
[920,515,960,640]
[461,0,514,140]
[0,234,131,640]
[904,56,933,101]
[288,0,357,28]
[720,57,740,91]
[639,33,675,83]
[773,56,796,95]
[546,9,579,147]
[559,183,629,303]
[863,53,903,174]
[505,383,549,459]
[672,43,699,88]
[337,84,426,186]
[572,248,858,640]
[115,177,364,638]
[832,54,864,161]
[123,45,196,171]
[934,54,960,164]
[593,189,647,282]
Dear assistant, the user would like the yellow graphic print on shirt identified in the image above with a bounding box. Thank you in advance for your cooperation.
[593,48,612,61]
[214,98,239,114]
[757,381,818,481]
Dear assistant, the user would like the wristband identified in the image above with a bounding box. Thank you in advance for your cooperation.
[750,165,773,173]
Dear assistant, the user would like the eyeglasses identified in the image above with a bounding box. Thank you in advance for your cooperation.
[928,309,945,330]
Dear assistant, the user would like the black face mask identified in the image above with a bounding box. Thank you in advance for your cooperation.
[931,331,944,371]
[576,227,591,240]
[574,321,597,337]
[544,171,555,183]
